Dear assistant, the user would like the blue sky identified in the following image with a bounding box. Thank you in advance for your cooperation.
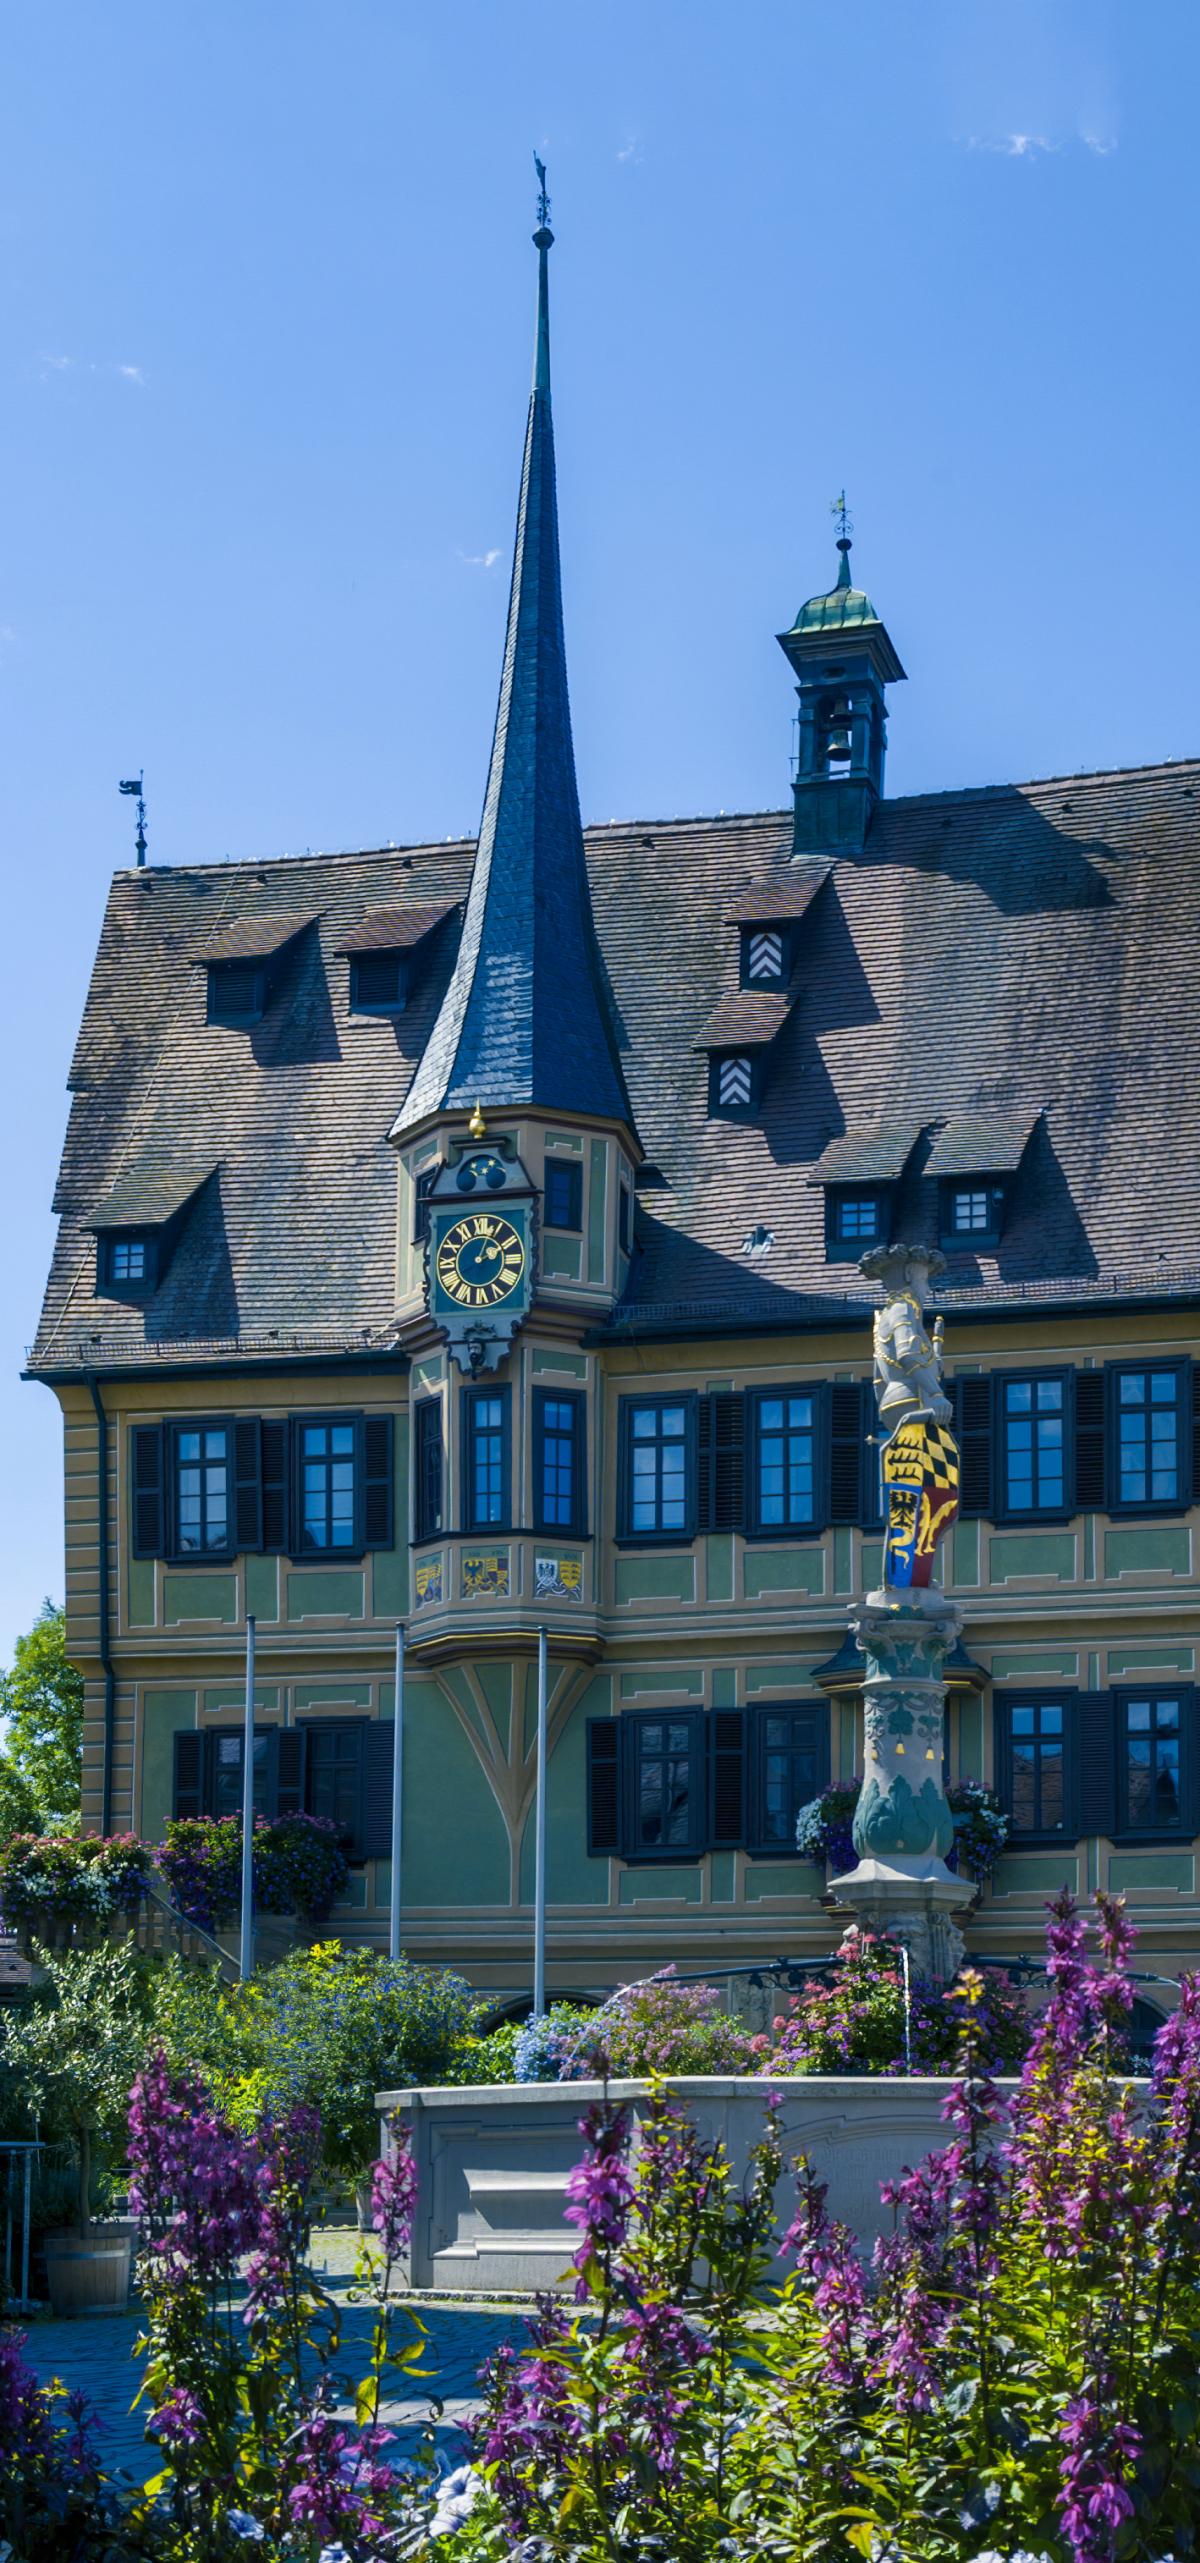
[1,0,1197,1659]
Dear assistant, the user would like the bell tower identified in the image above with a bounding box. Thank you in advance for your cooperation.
[778,503,905,857]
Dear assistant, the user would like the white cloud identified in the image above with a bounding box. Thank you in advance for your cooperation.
[115,363,146,386]
[457,547,502,571]
[1080,130,1117,155]
[37,350,73,374]
[965,131,1057,156]
[617,135,643,165]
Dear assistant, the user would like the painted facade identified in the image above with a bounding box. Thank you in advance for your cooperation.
[28,207,1200,2016]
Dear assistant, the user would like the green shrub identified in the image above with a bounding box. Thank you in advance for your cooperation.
[242,1942,483,2182]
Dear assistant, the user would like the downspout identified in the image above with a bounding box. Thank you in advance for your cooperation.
[84,1374,115,1837]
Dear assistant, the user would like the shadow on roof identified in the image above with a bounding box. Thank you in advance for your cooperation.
[862,786,1117,915]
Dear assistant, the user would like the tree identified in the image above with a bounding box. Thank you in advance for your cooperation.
[0,1602,84,1834]
[0,1752,38,1851]
[2,1942,151,2233]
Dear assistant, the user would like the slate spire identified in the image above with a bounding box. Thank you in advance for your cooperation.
[393,190,633,1139]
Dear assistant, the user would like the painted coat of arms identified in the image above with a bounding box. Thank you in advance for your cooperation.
[534,1555,583,1601]
[880,1414,960,1587]
[462,1551,510,1599]
[414,1558,443,1609]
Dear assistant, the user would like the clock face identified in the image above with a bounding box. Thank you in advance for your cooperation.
[433,1211,528,1310]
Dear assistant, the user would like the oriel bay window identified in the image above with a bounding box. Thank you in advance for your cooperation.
[413,1398,444,1543]
[462,1385,510,1531]
[533,1388,586,1535]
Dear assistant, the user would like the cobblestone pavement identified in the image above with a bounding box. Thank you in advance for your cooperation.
[16,2234,530,2488]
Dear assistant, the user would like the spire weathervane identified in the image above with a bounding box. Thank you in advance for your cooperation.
[831,490,853,546]
[534,152,551,235]
[118,771,147,867]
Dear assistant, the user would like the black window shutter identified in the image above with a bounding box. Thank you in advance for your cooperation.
[698,1392,745,1533]
[1075,1691,1116,1838]
[587,1721,622,1855]
[954,1376,994,1519]
[360,1723,395,1860]
[131,1423,166,1557]
[1183,1686,1200,1837]
[172,1729,204,1821]
[414,1399,443,1543]
[1075,1370,1108,1512]
[274,1727,307,1819]
[234,1418,263,1552]
[260,1421,290,1552]
[709,1709,746,1848]
[362,1415,394,1548]
[1190,1364,1200,1506]
[828,1382,862,1525]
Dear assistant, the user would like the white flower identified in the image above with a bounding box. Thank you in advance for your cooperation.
[317,2545,352,2563]
[429,2463,481,2537]
[226,2517,264,2544]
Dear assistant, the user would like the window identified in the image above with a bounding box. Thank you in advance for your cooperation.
[618,1182,632,1257]
[742,927,786,985]
[534,1388,585,1534]
[99,1231,155,1295]
[1002,1699,1068,1837]
[940,1180,1005,1248]
[712,1054,755,1115]
[1119,1694,1184,1834]
[1113,1366,1185,1509]
[412,1165,440,1245]
[750,1705,829,1850]
[413,1398,443,1543]
[1001,1375,1068,1517]
[462,1386,510,1531]
[298,1420,358,1551]
[619,1399,694,1541]
[826,1189,885,1259]
[207,960,266,1025]
[209,1729,272,1820]
[172,1424,232,1556]
[306,1722,364,1841]
[626,1713,704,1858]
[544,1158,583,1231]
[349,952,406,1014]
[751,1390,818,1533]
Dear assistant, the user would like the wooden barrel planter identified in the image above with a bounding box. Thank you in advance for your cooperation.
[42,2223,134,2316]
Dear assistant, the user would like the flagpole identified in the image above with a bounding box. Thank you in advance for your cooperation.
[389,1623,405,1962]
[239,1616,256,1982]
[533,1625,548,2018]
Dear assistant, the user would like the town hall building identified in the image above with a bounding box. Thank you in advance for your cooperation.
[28,207,1200,2012]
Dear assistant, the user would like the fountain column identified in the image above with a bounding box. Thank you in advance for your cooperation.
[828,1244,973,1983]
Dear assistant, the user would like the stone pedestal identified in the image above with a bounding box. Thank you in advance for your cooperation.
[830,1586,973,1982]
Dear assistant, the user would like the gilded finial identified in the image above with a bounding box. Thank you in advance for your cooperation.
[468,1101,487,1139]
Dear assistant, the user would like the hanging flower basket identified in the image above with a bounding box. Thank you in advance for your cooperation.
[793,1777,1008,1885]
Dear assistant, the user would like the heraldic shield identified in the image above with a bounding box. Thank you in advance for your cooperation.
[880,1415,960,1588]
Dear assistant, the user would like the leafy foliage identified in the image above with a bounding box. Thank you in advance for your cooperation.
[156,1811,349,1932]
[0,1829,152,1929]
[2,1941,154,2231]
[0,1601,84,1834]
[758,1927,1030,2077]
[232,1940,483,2181]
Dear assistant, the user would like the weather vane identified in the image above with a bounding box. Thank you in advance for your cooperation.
[118,771,147,867]
[830,490,853,546]
[534,153,550,231]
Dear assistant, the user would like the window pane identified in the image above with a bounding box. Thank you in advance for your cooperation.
[1039,1742,1064,1830]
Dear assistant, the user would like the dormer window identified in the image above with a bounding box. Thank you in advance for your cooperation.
[89,1158,221,1303]
[337,900,462,1020]
[712,1054,757,1117]
[196,911,321,1029]
[826,1187,886,1258]
[742,927,786,985]
[942,1181,1006,1247]
[925,1111,1039,1253]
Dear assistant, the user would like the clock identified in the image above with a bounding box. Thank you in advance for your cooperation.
[433,1211,528,1312]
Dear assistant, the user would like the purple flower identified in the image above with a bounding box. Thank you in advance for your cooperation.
[147,2387,203,2448]
[563,2101,634,2298]
[371,2116,418,2262]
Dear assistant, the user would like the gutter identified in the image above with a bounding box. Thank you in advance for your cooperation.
[25,1347,412,1389]
[84,1373,115,1838]
[586,1287,1200,1348]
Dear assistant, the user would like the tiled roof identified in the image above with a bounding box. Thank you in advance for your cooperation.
[924,1109,1040,1177]
[808,1121,924,1185]
[693,992,793,1052]
[195,911,322,965]
[28,755,1200,1372]
[85,1157,221,1232]
[724,865,831,923]
[334,900,461,955]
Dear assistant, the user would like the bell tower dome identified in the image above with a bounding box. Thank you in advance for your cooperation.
[778,508,905,857]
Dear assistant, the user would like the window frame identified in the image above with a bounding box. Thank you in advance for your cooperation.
[739,924,790,988]
[622,1707,706,1863]
[290,1410,365,1560]
[349,950,408,1016]
[97,1229,158,1299]
[938,1177,1007,1250]
[206,959,267,1026]
[412,1396,444,1545]
[167,1415,238,1565]
[746,1384,827,1541]
[616,1394,698,1546]
[995,1693,1077,1846]
[824,1186,888,1261]
[532,1386,587,1537]
[543,1156,583,1233]
[302,1716,369,1851]
[995,1367,1075,1524]
[708,1053,761,1119]
[412,1163,442,1246]
[1114,1687,1192,1842]
[747,1701,831,1855]
[460,1383,513,1535]
[1106,1360,1192,1517]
